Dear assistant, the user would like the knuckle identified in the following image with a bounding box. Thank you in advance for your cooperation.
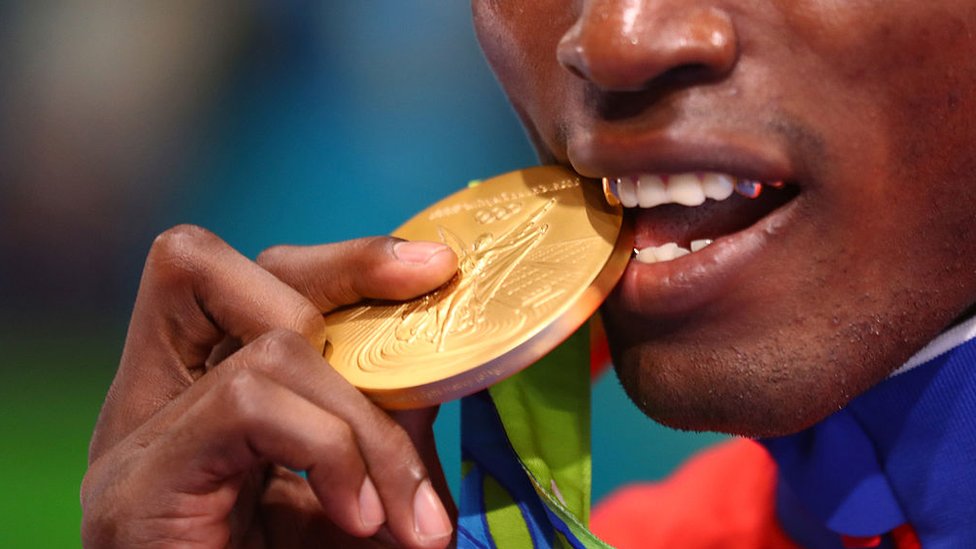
[252,328,310,367]
[325,420,356,451]
[150,224,217,261]
[218,368,265,422]
[146,225,221,284]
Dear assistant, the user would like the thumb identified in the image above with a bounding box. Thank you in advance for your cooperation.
[257,237,458,312]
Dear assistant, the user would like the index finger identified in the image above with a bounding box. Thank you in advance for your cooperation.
[93,225,327,458]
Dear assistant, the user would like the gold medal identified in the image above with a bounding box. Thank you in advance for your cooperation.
[323,166,631,409]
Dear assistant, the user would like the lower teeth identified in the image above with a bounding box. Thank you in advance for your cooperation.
[636,239,714,264]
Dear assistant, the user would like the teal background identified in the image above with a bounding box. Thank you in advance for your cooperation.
[0,3,724,546]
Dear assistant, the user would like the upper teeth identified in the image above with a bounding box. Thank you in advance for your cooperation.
[605,172,771,208]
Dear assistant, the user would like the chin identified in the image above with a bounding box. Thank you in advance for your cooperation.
[607,337,884,439]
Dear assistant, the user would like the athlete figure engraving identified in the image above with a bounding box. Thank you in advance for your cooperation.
[394,198,556,352]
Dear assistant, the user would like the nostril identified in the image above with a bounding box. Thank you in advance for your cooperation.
[656,63,727,87]
[565,64,588,81]
[556,6,738,92]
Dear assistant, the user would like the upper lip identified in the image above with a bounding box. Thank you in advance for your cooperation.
[567,128,796,185]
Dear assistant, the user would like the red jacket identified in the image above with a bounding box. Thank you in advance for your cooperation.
[591,439,921,549]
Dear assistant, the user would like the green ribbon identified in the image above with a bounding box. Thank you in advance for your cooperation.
[461,324,612,548]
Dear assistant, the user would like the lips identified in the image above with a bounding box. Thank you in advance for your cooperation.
[569,132,801,315]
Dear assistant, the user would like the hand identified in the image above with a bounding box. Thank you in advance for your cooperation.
[81,225,459,548]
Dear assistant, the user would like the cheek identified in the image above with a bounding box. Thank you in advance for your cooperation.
[860,12,976,267]
[781,3,976,265]
[472,2,561,87]
[774,3,976,134]
[472,1,579,157]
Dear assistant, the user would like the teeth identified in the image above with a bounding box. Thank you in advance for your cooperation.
[701,173,734,201]
[606,172,773,208]
[609,171,768,263]
[617,176,639,207]
[637,175,669,207]
[636,243,689,263]
[655,242,688,261]
[635,239,715,264]
[668,174,707,206]
[635,247,661,264]
[690,239,714,252]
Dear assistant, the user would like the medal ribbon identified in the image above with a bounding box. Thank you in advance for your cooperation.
[459,324,611,548]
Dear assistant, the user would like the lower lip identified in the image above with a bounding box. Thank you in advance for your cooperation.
[609,197,801,317]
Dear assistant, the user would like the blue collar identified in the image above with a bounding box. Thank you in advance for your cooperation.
[761,316,976,547]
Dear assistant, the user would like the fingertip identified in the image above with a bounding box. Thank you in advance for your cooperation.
[435,245,459,269]
[412,480,453,546]
[426,245,459,281]
[359,476,386,533]
[382,240,458,297]
[393,241,455,267]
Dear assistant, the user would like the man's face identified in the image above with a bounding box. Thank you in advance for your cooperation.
[473,1,976,436]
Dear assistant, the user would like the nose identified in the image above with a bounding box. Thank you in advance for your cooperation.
[557,1,738,91]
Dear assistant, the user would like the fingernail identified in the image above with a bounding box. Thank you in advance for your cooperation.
[359,477,386,529]
[394,241,448,264]
[413,480,452,542]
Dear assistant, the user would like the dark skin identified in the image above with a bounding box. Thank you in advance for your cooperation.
[82,228,459,548]
[473,0,976,436]
[82,1,976,546]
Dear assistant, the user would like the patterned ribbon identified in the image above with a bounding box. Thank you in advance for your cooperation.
[458,325,611,548]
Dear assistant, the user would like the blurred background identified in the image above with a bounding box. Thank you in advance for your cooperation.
[0,2,724,546]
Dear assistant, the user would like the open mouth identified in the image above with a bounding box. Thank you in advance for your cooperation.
[604,172,800,264]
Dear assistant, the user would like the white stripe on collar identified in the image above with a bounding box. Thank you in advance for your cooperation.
[890,314,976,377]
